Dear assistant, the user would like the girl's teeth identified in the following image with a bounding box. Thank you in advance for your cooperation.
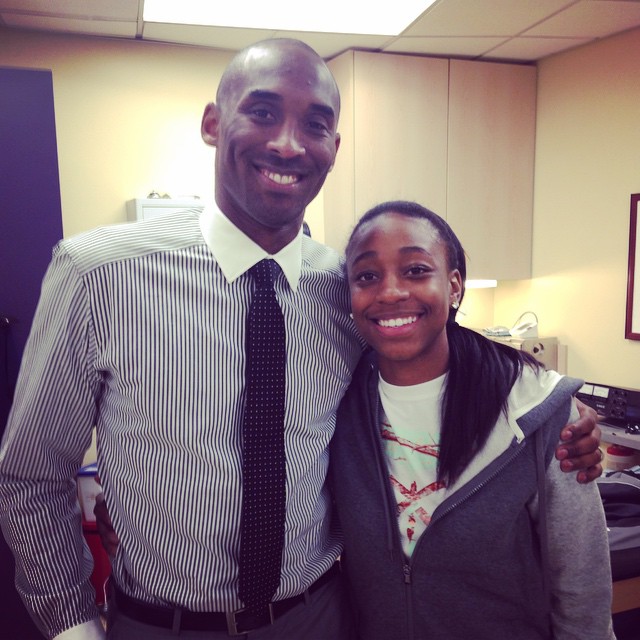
[378,316,417,328]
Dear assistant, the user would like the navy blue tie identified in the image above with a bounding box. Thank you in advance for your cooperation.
[238,259,287,614]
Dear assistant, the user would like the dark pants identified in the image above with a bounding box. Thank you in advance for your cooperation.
[107,573,356,640]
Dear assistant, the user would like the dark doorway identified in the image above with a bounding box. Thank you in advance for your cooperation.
[0,65,63,639]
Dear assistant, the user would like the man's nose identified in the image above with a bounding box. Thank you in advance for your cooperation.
[267,121,305,157]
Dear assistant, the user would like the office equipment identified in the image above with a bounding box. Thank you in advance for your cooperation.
[483,335,558,372]
[577,382,640,452]
[508,311,538,338]
[483,311,538,339]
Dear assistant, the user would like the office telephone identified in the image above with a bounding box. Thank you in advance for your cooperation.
[483,311,538,339]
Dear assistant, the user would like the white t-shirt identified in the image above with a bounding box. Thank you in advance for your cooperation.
[378,366,563,558]
[378,373,447,558]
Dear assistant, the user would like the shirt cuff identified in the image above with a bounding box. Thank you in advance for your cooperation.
[53,618,106,640]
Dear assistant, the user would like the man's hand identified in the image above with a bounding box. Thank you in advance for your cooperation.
[555,399,603,483]
[94,493,119,558]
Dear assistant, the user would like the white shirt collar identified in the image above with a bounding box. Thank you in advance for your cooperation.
[199,204,303,292]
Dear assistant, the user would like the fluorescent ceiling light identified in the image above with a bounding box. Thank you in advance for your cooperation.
[143,0,436,36]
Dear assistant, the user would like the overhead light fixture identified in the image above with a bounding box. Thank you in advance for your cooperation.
[143,0,436,36]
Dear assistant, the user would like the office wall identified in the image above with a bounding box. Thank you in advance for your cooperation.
[2,26,639,385]
[494,27,640,387]
[0,27,326,241]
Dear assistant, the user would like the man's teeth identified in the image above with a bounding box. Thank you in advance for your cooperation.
[377,316,417,328]
[264,170,298,185]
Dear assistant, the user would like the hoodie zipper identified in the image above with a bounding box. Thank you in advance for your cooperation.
[365,363,399,558]
[402,440,529,574]
[365,363,417,639]
[401,434,530,640]
[365,360,532,640]
[429,439,528,526]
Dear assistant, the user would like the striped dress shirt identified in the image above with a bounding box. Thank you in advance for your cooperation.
[0,207,362,638]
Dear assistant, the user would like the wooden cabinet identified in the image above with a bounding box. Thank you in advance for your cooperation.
[323,51,536,280]
[324,51,449,253]
[447,59,536,280]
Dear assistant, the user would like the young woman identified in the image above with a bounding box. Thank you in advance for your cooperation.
[330,201,615,639]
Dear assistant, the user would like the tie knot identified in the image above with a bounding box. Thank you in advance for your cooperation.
[250,259,276,288]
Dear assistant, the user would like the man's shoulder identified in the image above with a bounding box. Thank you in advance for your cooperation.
[301,236,346,275]
[299,237,350,306]
[57,210,205,275]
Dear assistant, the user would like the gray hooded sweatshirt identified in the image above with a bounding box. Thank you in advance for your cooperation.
[330,352,615,640]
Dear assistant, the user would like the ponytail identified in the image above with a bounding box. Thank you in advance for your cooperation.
[437,323,541,485]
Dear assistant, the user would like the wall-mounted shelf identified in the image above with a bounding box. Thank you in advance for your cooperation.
[126,198,204,222]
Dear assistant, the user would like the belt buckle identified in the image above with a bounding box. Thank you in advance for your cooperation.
[226,603,274,636]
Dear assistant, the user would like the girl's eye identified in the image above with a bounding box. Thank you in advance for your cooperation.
[353,271,377,283]
[406,265,430,276]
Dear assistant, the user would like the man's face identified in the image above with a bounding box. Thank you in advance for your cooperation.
[202,43,341,250]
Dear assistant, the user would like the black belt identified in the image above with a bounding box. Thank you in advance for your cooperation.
[112,562,340,636]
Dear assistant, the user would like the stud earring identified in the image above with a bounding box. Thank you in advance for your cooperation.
[349,312,354,319]
[451,301,460,310]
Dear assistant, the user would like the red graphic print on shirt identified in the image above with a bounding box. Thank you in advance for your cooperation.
[382,422,446,548]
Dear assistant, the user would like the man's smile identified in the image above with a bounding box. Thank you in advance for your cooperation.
[260,167,301,185]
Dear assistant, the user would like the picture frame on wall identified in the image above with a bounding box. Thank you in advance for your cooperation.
[626,193,640,340]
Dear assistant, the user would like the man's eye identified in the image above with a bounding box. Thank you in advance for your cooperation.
[308,120,330,134]
[251,108,275,120]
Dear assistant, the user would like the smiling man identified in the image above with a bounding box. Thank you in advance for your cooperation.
[0,39,360,640]
[0,38,602,640]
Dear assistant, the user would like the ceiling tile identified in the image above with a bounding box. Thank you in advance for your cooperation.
[271,31,391,59]
[403,0,578,37]
[485,35,594,60]
[525,0,640,37]
[142,24,392,59]
[2,13,137,37]
[0,0,638,62]
[383,36,510,57]
[0,0,138,20]
[142,23,277,51]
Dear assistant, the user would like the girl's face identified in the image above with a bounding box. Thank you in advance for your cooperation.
[346,212,462,386]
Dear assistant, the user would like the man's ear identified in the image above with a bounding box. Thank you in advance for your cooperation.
[328,132,341,172]
[201,102,220,147]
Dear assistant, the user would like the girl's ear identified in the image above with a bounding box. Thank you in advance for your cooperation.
[201,103,220,147]
[449,269,463,306]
